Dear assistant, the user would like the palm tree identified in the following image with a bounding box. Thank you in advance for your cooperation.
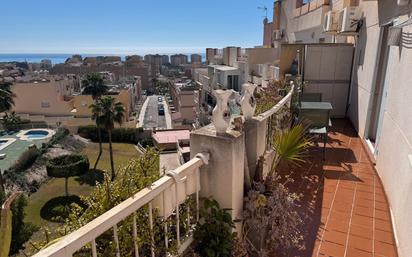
[0,82,16,113]
[91,96,125,181]
[82,74,108,170]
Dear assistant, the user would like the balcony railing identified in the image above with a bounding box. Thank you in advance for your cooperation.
[33,82,295,257]
[33,153,209,257]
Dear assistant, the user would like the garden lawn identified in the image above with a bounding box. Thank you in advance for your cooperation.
[25,143,140,226]
[81,142,140,172]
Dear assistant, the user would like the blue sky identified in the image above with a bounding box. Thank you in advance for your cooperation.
[1,0,274,54]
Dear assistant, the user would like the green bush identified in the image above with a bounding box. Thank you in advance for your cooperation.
[13,147,41,172]
[78,125,144,144]
[40,128,69,153]
[46,154,89,178]
[193,198,236,257]
[47,154,89,196]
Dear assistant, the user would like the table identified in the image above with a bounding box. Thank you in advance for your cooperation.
[299,101,333,128]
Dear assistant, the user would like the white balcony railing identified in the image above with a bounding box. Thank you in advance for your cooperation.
[33,82,296,257]
[33,153,209,257]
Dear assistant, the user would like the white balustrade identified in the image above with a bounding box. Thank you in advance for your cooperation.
[32,153,209,257]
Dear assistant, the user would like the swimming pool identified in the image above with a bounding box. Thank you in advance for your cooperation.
[25,130,49,139]
[16,129,55,141]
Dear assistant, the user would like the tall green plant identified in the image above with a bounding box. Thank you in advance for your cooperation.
[82,73,108,170]
[91,96,125,181]
[1,111,21,131]
[193,198,236,257]
[0,82,16,113]
[269,123,310,177]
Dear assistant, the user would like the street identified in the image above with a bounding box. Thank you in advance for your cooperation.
[142,95,167,129]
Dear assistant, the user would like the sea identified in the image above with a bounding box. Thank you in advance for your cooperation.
[0,53,206,65]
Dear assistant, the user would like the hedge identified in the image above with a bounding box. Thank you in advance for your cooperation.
[77,125,145,144]
[46,154,89,178]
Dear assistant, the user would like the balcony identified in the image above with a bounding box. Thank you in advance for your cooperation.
[31,82,398,257]
[294,0,330,32]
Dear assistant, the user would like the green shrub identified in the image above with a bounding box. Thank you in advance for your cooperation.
[13,147,41,172]
[193,198,236,257]
[46,154,89,196]
[40,128,69,153]
[78,125,144,144]
[46,154,89,178]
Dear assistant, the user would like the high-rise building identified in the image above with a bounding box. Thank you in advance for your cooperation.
[170,54,188,66]
[190,54,202,63]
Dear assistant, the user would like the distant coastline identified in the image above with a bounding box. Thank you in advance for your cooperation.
[0,53,206,65]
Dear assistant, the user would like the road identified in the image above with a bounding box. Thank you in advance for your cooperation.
[142,95,167,129]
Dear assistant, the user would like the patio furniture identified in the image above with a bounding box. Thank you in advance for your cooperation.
[299,101,333,160]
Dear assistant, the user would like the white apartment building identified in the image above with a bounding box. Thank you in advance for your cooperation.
[262,1,412,256]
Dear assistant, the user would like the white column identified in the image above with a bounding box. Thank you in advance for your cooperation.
[190,124,244,234]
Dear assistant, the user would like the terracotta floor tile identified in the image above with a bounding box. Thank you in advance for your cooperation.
[285,120,399,257]
[356,184,374,192]
[323,230,347,246]
[349,224,373,239]
[351,214,374,228]
[319,241,346,256]
[326,217,350,233]
[346,247,373,257]
[354,198,374,208]
[375,209,390,221]
[356,191,375,201]
[353,205,374,218]
[375,229,396,244]
[338,181,356,190]
[375,201,390,212]
[329,210,351,221]
[374,241,398,257]
[347,235,373,253]
[331,201,353,213]
[375,219,393,232]
[375,194,388,203]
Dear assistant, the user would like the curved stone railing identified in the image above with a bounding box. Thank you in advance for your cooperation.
[33,153,209,257]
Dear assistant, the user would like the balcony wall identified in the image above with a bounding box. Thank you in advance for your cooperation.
[347,1,412,256]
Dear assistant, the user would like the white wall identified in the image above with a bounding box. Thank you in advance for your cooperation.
[375,18,412,257]
[348,1,412,256]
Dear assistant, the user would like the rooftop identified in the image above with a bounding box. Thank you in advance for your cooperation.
[209,64,239,71]
[152,129,190,144]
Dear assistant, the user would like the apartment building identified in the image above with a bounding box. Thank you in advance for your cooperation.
[12,79,76,117]
[10,77,135,128]
[190,54,202,64]
[168,80,199,125]
[144,54,169,75]
[170,54,188,66]
[51,60,151,90]
[261,1,412,256]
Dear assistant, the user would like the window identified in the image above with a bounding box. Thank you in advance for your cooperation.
[41,101,50,108]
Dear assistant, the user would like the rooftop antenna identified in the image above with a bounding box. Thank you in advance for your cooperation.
[258,6,268,19]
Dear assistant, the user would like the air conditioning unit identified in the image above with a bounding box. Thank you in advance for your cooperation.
[323,11,338,33]
[337,7,362,33]
[273,29,283,41]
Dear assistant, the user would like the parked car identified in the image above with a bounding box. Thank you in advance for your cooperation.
[158,104,165,115]
[158,96,163,102]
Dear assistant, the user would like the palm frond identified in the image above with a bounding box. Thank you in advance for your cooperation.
[273,123,310,165]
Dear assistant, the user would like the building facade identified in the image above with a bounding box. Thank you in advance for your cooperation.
[170,54,188,66]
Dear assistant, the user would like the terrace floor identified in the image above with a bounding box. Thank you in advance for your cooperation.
[278,119,398,257]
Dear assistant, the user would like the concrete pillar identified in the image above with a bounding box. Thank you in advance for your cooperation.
[190,124,244,233]
[244,118,267,180]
